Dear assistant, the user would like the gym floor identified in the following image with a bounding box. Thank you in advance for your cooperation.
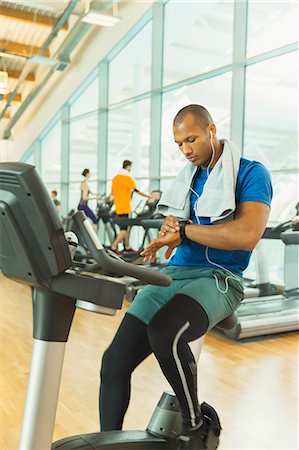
[0,274,298,450]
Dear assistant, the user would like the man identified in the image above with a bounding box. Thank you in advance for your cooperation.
[100,105,272,448]
[110,159,153,254]
[51,190,61,213]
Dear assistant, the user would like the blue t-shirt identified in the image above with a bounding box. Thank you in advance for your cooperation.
[169,158,273,275]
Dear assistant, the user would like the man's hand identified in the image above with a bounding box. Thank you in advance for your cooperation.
[159,215,192,237]
[159,215,180,236]
[141,232,182,263]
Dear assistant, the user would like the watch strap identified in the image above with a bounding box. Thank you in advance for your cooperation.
[179,220,189,239]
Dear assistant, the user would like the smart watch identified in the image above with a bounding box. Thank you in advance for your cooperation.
[179,220,190,239]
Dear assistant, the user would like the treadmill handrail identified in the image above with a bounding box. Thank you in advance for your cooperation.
[73,211,172,287]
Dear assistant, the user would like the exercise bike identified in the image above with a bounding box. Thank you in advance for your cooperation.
[0,162,236,449]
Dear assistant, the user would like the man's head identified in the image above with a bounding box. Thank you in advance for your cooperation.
[51,190,58,199]
[123,160,132,171]
[173,104,219,168]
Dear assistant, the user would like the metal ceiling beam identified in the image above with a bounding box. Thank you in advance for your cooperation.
[4,69,35,82]
[1,0,114,137]
[0,5,69,30]
[0,39,50,58]
[0,0,79,131]
[2,93,22,102]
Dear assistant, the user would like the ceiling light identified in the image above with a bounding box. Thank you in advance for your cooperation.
[82,10,121,27]
[29,55,58,66]
[0,70,10,95]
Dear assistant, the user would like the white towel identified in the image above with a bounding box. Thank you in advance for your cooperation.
[158,139,241,223]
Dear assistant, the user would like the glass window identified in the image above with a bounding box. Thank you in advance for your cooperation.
[40,120,62,183]
[268,172,298,222]
[109,22,152,104]
[68,115,99,212]
[244,52,298,172]
[69,114,98,183]
[107,99,151,181]
[160,73,232,177]
[23,150,34,165]
[163,0,234,86]
[70,76,99,118]
[247,1,298,57]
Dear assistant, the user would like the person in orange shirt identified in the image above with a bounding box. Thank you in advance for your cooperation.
[111,160,153,254]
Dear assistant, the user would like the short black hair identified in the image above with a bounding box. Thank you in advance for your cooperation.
[82,168,90,177]
[123,160,132,169]
[173,104,213,129]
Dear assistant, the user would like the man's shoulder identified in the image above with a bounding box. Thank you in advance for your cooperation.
[112,173,135,185]
[239,157,269,177]
[237,157,272,203]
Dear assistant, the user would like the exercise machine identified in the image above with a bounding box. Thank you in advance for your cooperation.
[99,190,162,259]
[63,192,162,264]
[1,162,235,450]
[243,208,299,298]
[214,219,299,340]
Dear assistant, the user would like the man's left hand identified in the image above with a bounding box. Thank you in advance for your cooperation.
[140,232,181,263]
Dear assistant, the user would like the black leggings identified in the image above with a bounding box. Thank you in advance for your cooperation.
[99,294,209,432]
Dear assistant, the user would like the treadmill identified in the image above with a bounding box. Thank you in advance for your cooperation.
[214,222,299,340]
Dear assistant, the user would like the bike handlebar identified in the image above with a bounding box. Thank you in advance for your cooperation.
[72,211,171,287]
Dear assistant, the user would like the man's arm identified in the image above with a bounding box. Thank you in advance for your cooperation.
[141,202,270,263]
[134,189,153,200]
[185,201,270,251]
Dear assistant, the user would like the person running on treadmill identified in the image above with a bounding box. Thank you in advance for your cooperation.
[99,105,273,449]
[78,168,102,232]
[110,160,154,255]
[51,190,61,214]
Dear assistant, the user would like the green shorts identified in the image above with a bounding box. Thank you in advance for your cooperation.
[127,266,244,330]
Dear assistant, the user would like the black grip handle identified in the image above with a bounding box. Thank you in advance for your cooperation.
[72,211,171,287]
[94,251,171,286]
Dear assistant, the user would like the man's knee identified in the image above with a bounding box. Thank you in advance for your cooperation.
[100,345,127,380]
[147,318,173,359]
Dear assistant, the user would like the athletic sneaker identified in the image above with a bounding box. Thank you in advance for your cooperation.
[107,247,123,257]
[177,416,206,449]
[177,403,221,449]
[123,247,139,253]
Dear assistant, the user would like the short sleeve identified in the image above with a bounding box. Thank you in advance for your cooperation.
[128,176,137,191]
[237,161,273,207]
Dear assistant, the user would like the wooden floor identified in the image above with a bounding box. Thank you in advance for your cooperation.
[0,274,298,450]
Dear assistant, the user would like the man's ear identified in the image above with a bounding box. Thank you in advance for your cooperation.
[207,123,217,138]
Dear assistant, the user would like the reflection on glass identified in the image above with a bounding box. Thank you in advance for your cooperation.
[70,76,99,118]
[160,73,232,176]
[247,1,298,57]
[244,52,298,172]
[109,22,152,104]
[69,115,98,183]
[41,120,61,183]
[107,100,150,180]
[163,0,233,86]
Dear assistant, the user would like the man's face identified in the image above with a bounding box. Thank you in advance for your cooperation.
[173,114,212,168]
